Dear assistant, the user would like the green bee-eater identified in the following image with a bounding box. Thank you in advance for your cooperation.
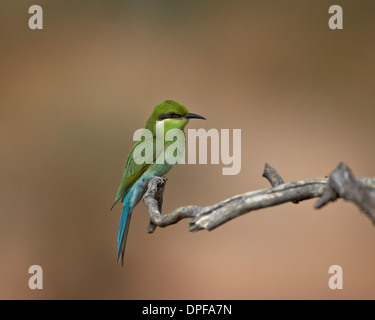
[112,100,206,265]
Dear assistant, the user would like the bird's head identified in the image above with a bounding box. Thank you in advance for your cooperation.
[146,100,206,133]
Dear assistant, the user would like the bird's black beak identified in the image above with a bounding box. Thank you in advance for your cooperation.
[184,112,207,120]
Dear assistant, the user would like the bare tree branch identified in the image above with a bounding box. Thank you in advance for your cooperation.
[262,163,284,187]
[262,162,299,204]
[143,177,200,233]
[314,162,375,224]
[142,162,375,233]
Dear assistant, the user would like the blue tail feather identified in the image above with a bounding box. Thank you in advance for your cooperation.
[115,177,149,266]
[117,197,133,266]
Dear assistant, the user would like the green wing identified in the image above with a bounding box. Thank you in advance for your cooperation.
[111,135,160,210]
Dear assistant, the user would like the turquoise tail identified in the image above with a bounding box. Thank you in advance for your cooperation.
[117,195,134,266]
[116,177,150,266]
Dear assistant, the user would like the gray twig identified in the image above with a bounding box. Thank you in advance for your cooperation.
[262,163,284,187]
[262,162,300,204]
[143,177,200,233]
[314,162,375,224]
[142,163,375,233]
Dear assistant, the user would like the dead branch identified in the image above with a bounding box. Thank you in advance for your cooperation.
[142,162,375,233]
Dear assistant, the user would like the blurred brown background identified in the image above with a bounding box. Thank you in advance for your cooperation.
[1,0,375,299]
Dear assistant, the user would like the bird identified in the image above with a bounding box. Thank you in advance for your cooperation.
[111,100,206,265]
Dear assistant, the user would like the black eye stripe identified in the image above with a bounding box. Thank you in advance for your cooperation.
[169,112,180,118]
[157,112,181,120]
[157,113,168,120]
